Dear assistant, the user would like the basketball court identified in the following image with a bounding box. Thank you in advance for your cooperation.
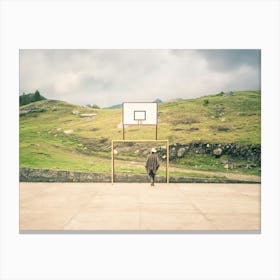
[20,102,261,232]
[20,182,260,232]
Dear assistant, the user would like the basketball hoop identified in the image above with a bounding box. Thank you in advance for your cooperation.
[122,102,158,140]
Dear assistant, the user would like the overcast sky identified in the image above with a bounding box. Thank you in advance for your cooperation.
[19,49,260,108]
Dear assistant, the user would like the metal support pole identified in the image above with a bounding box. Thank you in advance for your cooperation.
[155,124,158,140]
[111,139,169,184]
[166,140,169,183]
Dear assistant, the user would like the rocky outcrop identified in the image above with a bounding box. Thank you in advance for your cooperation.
[20,106,45,116]
[157,142,261,166]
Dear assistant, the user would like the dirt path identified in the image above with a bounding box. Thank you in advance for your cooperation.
[168,166,260,182]
[115,160,261,182]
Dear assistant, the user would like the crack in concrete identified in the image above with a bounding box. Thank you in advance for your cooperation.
[176,185,218,230]
[62,190,99,229]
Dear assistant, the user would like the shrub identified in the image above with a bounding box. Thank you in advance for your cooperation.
[203,99,209,106]
[211,125,230,132]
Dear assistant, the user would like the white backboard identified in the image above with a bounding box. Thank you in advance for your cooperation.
[123,102,158,125]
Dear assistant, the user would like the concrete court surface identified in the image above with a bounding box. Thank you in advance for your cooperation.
[20,182,260,232]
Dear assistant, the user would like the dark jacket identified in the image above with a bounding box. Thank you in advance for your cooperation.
[145,153,160,173]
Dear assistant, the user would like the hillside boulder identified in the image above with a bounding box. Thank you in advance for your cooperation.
[213,148,223,157]
[177,147,186,158]
[64,129,73,135]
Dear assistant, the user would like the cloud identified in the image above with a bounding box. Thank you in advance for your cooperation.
[198,49,260,71]
[19,49,261,107]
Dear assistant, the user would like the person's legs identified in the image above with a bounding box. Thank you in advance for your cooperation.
[152,172,155,186]
[149,171,155,186]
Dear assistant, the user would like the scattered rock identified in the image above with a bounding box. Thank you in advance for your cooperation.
[211,125,230,131]
[213,148,223,157]
[72,110,79,115]
[79,113,96,117]
[187,127,199,132]
[64,129,73,135]
[20,110,29,116]
[20,107,45,116]
[177,147,186,158]
[170,148,177,160]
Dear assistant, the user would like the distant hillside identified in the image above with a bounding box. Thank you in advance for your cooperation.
[105,98,163,109]
[105,104,122,109]
[19,90,261,178]
[153,98,162,103]
[19,90,46,106]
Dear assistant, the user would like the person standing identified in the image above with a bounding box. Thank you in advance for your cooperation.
[145,148,160,186]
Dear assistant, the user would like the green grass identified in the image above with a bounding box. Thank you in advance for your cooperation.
[20,142,111,172]
[174,154,260,176]
[114,161,228,180]
[159,91,261,144]
[20,91,261,177]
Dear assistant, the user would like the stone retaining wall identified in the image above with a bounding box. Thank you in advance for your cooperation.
[20,168,257,183]
[20,168,111,182]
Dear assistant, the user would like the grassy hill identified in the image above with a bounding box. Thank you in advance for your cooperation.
[19,90,261,180]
